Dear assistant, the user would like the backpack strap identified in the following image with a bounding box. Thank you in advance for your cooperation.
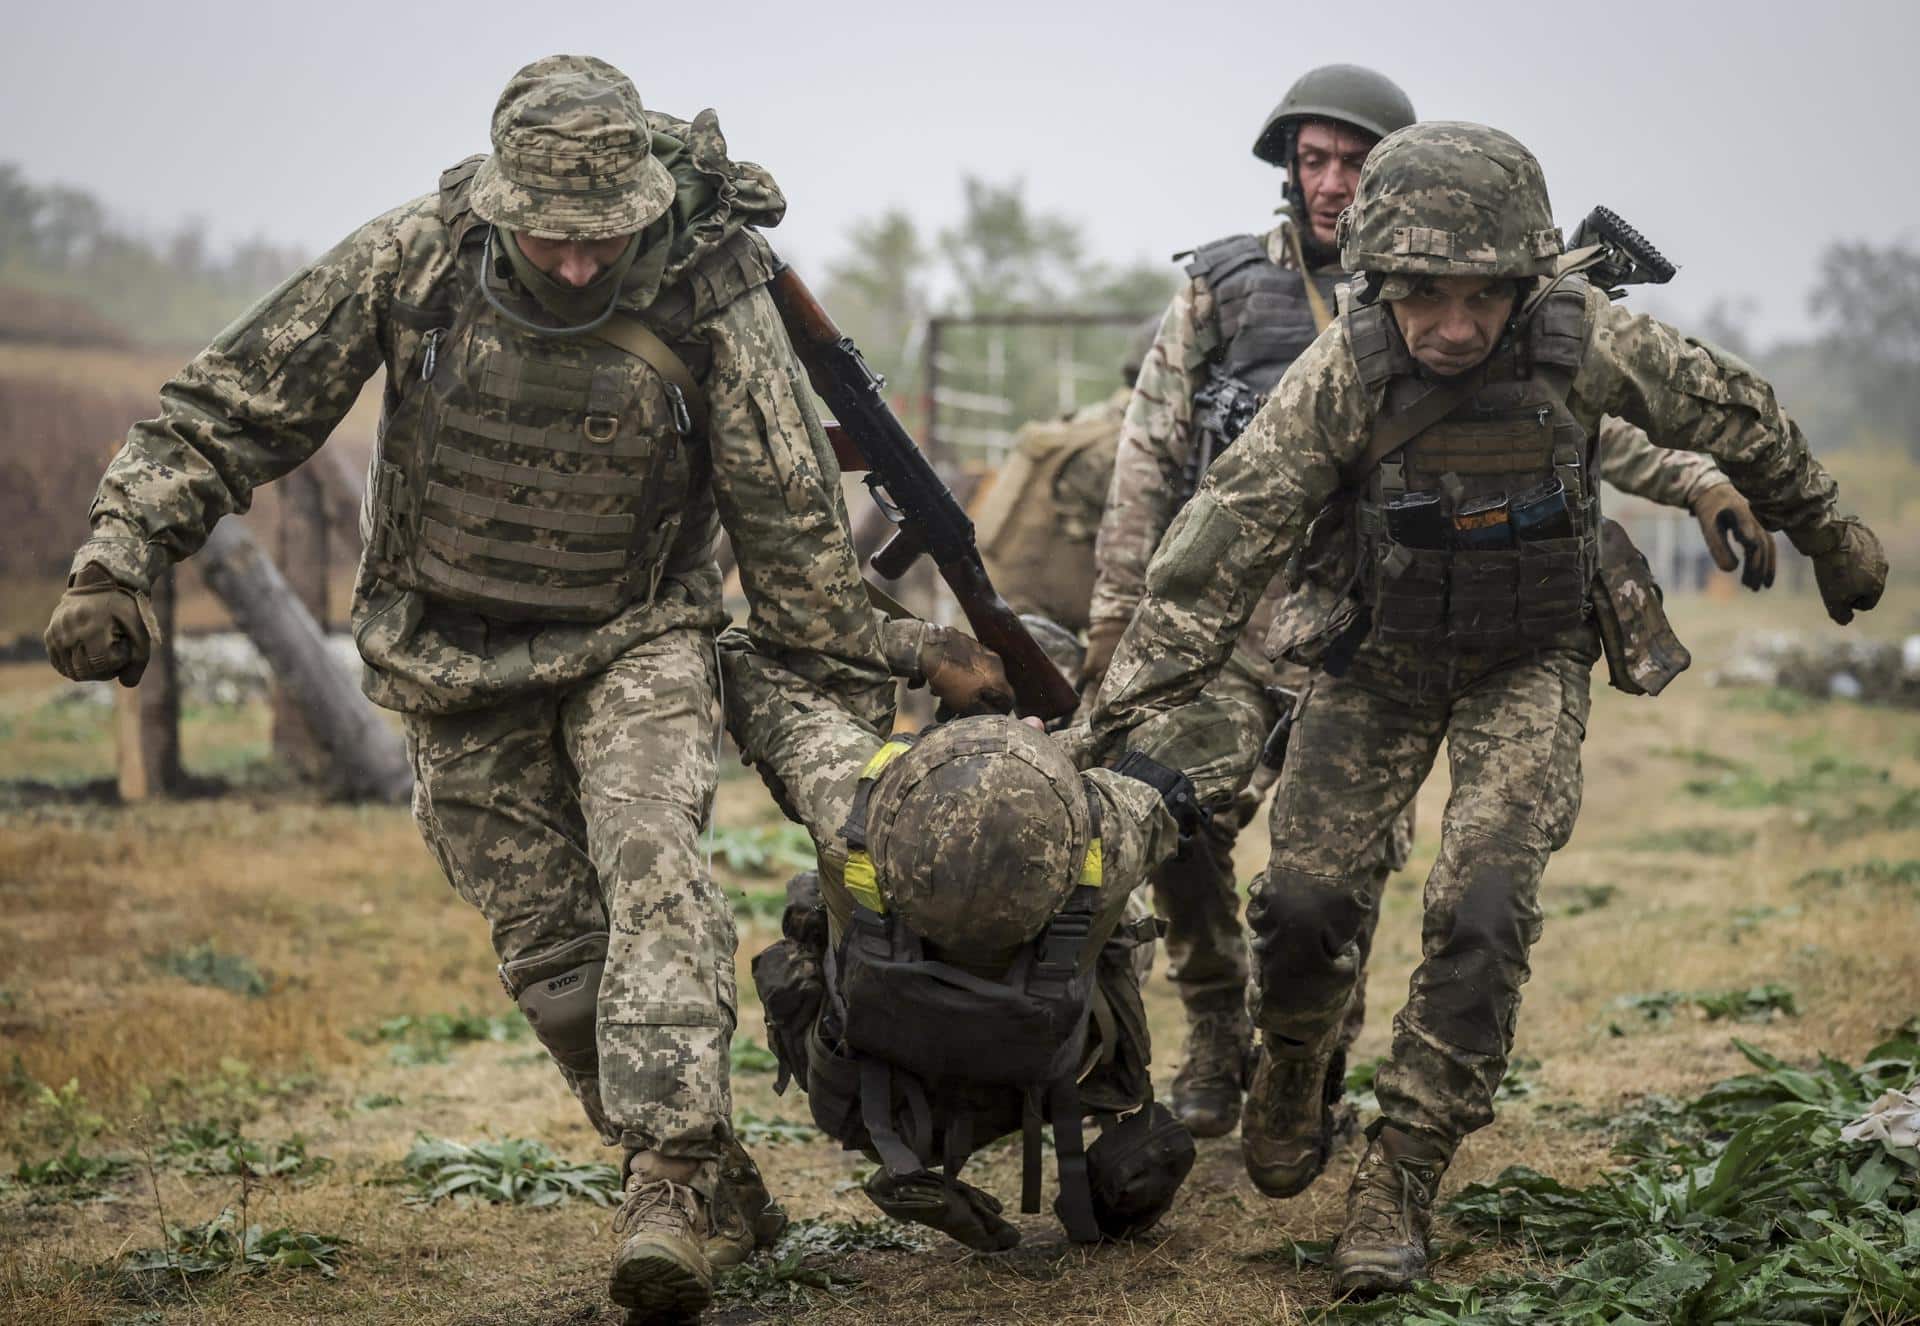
[1049,1077,1101,1243]
[1107,750,1204,837]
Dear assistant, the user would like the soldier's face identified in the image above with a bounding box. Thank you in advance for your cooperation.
[511,231,637,288]
[1390,277,1519,377]
[1293,121,1376,247]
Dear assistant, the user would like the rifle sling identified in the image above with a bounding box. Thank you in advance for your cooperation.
[592,315,710,439]
[1283,222,1335,335]
[1340,371,1479,488]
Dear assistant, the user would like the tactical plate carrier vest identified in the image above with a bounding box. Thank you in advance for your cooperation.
[1185,232,1344,396]
[364,157,769,623]
[1348,280,1600,654]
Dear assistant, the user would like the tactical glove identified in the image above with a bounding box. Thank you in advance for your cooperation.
[44,563,156,686]
[1080,618,1126,698]
[863,1169,1022,1252]
[1791,516,1887,625]
[1690,483,1775,591]
[918,623,1013,716]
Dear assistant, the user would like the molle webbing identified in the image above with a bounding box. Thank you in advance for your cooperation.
[433,446,654,498]
[437,406,660,459]
[422,482,637,536]
[410,551,620,614]
[1402,429,1560,479]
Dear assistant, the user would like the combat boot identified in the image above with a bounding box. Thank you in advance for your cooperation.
[609,1153,713,1321]
[1171,1002,1253,1139]
[1240,1034,1346,1198]
[1330,1125,1452,1295]
[705,1131,788,1269]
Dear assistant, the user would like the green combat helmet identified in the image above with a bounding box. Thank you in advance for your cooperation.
[470,54,677,241]
[1251,63,1416,165]
[864,718,1092,962]
[1337,121,1563,298]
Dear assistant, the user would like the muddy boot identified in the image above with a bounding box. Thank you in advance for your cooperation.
[706,1131,788,1269]
[1240,1034,1346,1198]
[1330,1124,1451,1296]
[1171,1002,1253,1139]
[610,1153,713,1321]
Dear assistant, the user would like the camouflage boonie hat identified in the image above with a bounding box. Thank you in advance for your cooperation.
[470,55,675,241]
[1338,121,1562,296]
[866,717,1092,959]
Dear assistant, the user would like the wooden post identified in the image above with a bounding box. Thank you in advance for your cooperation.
[198,520,412,803]
[114,565,183,800]
[272,468,331,781]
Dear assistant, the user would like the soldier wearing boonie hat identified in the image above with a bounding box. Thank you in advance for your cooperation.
[45,52,897,1322]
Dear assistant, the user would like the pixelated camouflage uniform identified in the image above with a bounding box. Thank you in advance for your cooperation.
[1090,219,1731,1041]
[70,91,889,1182]
[1090,264,1849,1146]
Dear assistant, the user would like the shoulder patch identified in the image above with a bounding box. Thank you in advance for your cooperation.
[1344,300,1399,388]
[437,155,486,226]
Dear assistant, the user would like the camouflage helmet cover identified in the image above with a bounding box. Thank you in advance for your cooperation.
[1337,121,1563,287]
[1251,64,1417,165]
[865,717,1091,959]
[470,54,676,242]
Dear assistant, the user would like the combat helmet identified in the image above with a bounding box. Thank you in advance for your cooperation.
[1337,121,1563,293]
[1251,64,1416,166]
[859,718,1093,961]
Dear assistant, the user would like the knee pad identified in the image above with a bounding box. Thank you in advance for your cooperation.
[501,932,607,1075]
[1247,868,1373,1018]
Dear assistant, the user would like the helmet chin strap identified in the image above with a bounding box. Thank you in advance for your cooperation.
[479,229,623,338]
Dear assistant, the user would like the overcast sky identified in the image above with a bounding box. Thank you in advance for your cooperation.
[4,0,1915,344]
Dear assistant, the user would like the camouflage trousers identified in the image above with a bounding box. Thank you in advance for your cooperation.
[404,627,734,1169]
[1252,635,1596,1144]
[1132,651,1410,1052]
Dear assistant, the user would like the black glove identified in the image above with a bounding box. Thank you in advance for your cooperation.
[863,1169,1022,1252]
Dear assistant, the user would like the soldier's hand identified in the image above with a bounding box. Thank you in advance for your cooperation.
[919,624,1013,716]
[1080,619,1126,698]
[43,564,155,687]
[1808,517,1887,626]
[1691,484,1775,591]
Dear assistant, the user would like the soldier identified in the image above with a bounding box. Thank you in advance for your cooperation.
[1083,65,1775,1148]
[1088,122,1885,1294]
[719,632,1214,1251]
[974,318,1160,633]
[37,55,996,1322]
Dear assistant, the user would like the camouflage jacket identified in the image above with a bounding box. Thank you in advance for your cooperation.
[1090,278,1845,747]
[1090,221,1730,681]
[72,113,889,719]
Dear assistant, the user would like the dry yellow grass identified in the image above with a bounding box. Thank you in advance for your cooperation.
[2,563,1918,1324]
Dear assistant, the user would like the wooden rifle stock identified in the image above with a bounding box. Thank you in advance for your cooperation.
[767,259,1079,721]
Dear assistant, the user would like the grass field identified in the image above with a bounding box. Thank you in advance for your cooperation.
[2,563,1917,1324]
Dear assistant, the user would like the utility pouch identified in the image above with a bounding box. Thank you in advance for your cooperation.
[1372,546,1449,645]
[1516,536,1589,638]
[750,938,825,1095]
[1593,517,1690,695]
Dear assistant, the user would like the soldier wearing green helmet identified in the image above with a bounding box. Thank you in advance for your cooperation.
[35,53,987,1323]
[715,631,1216,1253]
[1081,66,1759,1155]
[1088,120,1886,1294]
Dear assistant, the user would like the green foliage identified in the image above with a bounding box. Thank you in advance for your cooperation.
[710,823,815,878]
[1792,857,1920,893]
[1724,686,1819,716]
[715,1217,924,1306]
[1683,754,1888,808]
[1331,1027,1920,1323]
[119,1209,345,1281]
[1608,983,1798,1034]
[727,887,786,923]
[356,1093,402,1111]
[1807,786,1920,839]
[149,943,269,997]
[160,1122,328,1180]
[730,1037,779,1075]
[5,1143,129,1201]
[400,1136,620,1208]
[1627,826,1755,855]
[19,1076,104,1148]
[354,1008,528,1066]
[734,1110,822,1146]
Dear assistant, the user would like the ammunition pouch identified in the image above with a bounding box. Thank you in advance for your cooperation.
[1593,518,1691,695]
[1372,545,1449,645]
[750,940,824,1096]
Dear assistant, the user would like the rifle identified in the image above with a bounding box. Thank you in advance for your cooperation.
[1183,370,1264,504]
[766,258,1080,721]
